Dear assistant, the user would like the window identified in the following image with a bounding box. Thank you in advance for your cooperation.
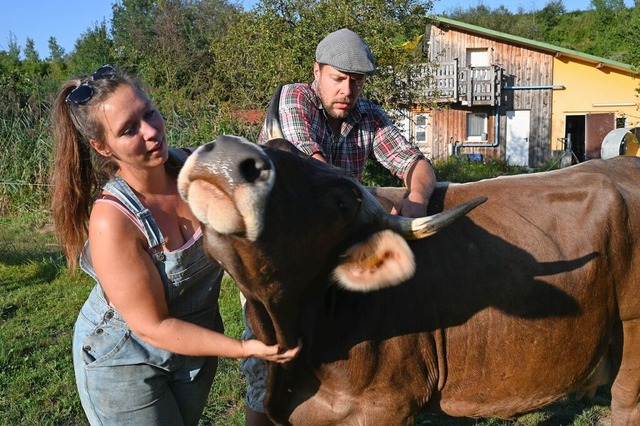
[467,113,488,142]
[413,113,428,144]
[466,48,489,67]
[392,110,411,141]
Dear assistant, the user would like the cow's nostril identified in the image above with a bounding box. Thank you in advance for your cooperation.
[203,142,215,152]
[240,158,271,183]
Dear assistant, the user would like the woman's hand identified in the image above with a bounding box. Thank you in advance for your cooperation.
[242,339,302,363]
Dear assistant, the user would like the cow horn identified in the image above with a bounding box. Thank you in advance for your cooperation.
[265,84,285,141]
[382,196,487,240]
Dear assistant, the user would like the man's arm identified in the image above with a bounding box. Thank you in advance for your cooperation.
[391,158,436,218]
[258,84,326,157]
[368,104,435,217]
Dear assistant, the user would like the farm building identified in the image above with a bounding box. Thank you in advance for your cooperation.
[398,16,640,167]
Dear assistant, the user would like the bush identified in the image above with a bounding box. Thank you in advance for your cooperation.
[362,160,404,187]
[362,154,537,190]
[433,155,531,183]
[1,110,555,218]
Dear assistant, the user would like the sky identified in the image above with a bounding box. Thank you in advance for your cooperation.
[0,0,633,58]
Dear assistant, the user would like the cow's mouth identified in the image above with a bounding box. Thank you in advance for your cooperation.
[178,136,276,241]
[183,175,247,236]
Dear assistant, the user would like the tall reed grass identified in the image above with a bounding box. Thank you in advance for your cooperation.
[1,104,557,219]
[0,107,263,217]
[0,110,53,215]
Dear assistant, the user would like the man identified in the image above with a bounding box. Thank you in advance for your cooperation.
[245,28,437,425]
[258,27,436,218]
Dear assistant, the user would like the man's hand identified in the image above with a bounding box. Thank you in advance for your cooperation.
[311,152,327,162]
[391,190,429,218]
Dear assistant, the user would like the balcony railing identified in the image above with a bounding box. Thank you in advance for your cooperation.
[430,59,502,106]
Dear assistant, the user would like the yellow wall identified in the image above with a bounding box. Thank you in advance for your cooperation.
[551,57,639,151]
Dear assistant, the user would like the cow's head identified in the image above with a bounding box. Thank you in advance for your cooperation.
[178,135,485,349]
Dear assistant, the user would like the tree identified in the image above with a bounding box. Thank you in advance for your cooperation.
[448,3,517,34]
[208,0,434,113]
[22,38,46,80]
[0,35,51,120]
[67,21,115,77]
[24,38,40,63]
[46,37,67,82]
[536,0,566,34]
[47,37,65,62]
[0,34,24,118]
[588,0,630,60]
[625,1,640,67]
[0,33,21,66]
[110,0,235,121]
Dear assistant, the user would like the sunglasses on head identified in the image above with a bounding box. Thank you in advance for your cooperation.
[65,64,117,105]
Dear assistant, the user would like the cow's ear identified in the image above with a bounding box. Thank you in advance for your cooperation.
[332,230,416,291]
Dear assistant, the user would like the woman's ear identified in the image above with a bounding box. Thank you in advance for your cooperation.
[90,139,111,157]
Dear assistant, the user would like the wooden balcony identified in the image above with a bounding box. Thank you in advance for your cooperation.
[429,59,502,106]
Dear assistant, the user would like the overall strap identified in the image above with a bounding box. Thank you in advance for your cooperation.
[101,149,192,250]
[104,175,165,249]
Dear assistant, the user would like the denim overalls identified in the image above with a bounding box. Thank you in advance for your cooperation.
[72,150,224,426]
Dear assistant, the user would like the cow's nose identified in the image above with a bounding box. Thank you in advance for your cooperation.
[239,155,271,184]
[202,135,273,185]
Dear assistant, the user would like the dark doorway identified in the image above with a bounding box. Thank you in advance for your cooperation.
[565,115,585,162]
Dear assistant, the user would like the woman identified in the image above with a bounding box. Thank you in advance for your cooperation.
[51,64,299,425]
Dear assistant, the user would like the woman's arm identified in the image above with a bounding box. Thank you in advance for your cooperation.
[88,202,299,362]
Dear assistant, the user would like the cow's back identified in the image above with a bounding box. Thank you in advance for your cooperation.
[413,156,640,417]
[357,157,640,419]
[439,156,640,318]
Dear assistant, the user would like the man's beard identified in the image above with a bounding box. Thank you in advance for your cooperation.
[325,101,351,120]
[318,85,353,120]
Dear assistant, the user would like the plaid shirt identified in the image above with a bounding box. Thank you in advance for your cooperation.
[258,81,425,181]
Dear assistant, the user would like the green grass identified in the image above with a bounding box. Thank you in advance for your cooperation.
[0,214,85,425]
[0,214,611,425]
[0,214,248,425]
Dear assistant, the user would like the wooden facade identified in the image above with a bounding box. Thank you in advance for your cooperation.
[399,17,640,169]
[413,18,555,167]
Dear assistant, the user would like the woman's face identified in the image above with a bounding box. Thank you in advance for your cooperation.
[91,84,168,171]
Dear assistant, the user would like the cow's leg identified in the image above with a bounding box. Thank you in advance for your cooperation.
[288,394,415,425]
[610,318,640,426]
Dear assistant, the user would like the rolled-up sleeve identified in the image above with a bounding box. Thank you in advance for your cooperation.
[258,84,325,156]
[371,107,425,181]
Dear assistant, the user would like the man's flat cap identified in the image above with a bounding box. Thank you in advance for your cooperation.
[315,28,377,75]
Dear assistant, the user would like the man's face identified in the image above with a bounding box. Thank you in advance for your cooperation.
[314,63,366,120]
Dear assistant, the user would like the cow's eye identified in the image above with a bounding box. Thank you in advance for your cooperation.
[328,186,361,223]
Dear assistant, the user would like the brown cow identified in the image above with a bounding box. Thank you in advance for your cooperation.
[178,135,640,425]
